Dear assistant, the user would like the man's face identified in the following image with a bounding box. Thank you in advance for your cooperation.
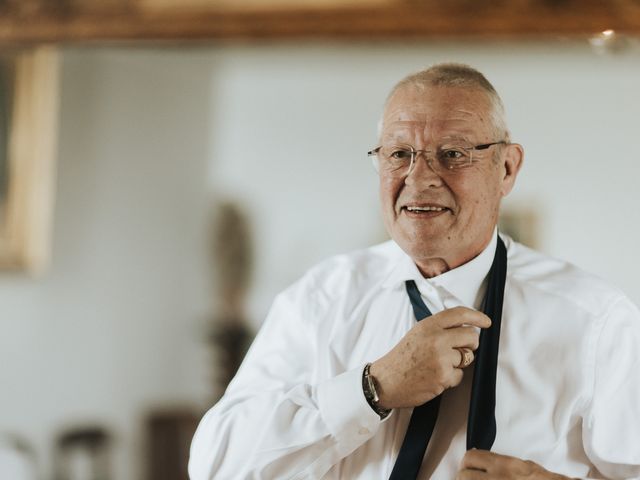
[379,85,522,274]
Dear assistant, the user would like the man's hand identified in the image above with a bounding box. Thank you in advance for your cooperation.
[457,449,575,480]
[369,307,491,409]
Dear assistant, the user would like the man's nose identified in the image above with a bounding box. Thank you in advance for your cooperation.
[405,151,443,187]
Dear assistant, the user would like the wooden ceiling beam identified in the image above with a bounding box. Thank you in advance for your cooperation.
[1,1,640,44]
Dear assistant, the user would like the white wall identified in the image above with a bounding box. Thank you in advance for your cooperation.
[207,42,640,323]
[0,41,638,479]
[0,49,215,479]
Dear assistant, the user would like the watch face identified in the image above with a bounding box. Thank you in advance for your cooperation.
[362,365,374,400]
[367,376,377,401]
[362,364,391,419]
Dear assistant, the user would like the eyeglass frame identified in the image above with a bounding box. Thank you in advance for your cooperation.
[367,141,508,176]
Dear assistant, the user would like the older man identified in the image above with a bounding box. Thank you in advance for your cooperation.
[189,64,640,479]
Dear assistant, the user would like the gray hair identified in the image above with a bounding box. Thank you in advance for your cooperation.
[379,63,510,142]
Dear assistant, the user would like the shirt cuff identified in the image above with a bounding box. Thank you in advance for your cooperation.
[316,364,386,456]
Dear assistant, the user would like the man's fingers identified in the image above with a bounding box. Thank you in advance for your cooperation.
[461,449,533,475]
[456,469,489,480]
[446,364,464,388]
[435,307,492,330]
[442,325,483,351]
[461,449,494,471]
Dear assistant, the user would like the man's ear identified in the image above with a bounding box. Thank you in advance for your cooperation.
[500,143,524,197]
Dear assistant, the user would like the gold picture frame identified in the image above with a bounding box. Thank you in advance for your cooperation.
[1,1,640,43]
[0,47,59,274]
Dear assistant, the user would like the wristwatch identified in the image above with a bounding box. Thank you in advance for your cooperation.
[362,363,391,419]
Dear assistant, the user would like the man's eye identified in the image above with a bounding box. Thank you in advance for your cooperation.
[441,149,465,160]
[390,150,413,160]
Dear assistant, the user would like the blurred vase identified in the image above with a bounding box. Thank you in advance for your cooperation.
[54,427,111,480]
[0,435,36,480]
[208,200,255,401]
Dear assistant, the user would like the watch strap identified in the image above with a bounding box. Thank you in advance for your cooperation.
[362,363,391,419]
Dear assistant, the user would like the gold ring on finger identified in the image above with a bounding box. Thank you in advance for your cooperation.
[455,347,474,369]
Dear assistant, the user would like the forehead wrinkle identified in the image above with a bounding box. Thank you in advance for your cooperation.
[381,123,424,144]
[383,104,487,129]
[381,118,479,146]
[381,86,496,143]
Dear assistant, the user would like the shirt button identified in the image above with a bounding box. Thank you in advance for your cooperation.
[358,427,370,435]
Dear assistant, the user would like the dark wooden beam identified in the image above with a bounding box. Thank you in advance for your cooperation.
[1,0,639,44]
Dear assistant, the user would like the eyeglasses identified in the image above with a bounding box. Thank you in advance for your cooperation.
[367,141,507,177]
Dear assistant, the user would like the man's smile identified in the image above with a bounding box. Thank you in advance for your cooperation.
[400,203,453,218]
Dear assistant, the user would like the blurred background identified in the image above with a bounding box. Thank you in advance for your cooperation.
[0,1,639,479]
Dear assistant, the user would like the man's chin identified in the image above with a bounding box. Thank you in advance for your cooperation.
[415,257,451,278]
[394,237,450,267]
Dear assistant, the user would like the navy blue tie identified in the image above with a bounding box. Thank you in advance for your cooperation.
[388,236,507,480]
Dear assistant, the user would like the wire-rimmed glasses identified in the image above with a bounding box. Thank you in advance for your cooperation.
[367,141,507,177]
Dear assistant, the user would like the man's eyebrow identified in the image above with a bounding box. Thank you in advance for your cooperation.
[382,136,411,143]
[381,122,412,139]
[380,132,474,144]
[439,134,473,144]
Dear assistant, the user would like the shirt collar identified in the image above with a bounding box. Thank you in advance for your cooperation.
[382,229,498,309]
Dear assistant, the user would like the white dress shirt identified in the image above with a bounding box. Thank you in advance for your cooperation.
[189,232,640,480]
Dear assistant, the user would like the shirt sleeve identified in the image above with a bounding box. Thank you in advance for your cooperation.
[581,295,640,480]
[188,276,383,480]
